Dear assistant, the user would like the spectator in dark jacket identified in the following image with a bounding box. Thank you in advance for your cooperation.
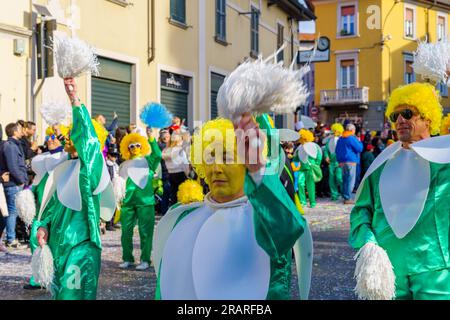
[335,123,363,204]
[0,123,28,248]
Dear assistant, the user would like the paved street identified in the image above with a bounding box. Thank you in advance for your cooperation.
[0,198,356,300]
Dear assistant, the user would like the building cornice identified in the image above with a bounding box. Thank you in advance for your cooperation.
[0,23,32,37]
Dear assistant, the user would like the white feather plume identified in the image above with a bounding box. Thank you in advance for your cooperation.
[354,242,396,300]
[53,36,100,79]
[112,176,126,206]
[40,102,72,126]
[217,57,310,121]
[15,189,36,227]
[31,245,55,292]
[412,38,450,84]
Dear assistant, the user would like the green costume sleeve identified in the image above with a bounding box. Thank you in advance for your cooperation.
[146,137,162,172]
[348,174,379,250]
[245,169,305,259]
[71,104,103,188]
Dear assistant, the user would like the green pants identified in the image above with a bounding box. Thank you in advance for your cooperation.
[395,268,450,300]
[121,205,155,263]
[328,163,342,200]
[298,170,316,207]
[53,241,101,300]
[28,220,40,287]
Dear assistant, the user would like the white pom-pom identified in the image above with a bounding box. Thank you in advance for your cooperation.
[112,176,126,205]
[31,245,55,291]
[40,102,72,126]
[15,189,36,227]
[413,39,450,84]
[217,59,310,121]
[354,242,396,300]
[54,36,100,79]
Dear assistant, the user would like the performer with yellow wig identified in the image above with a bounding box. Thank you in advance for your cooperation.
[349,82,450,300]
[118,129,162,271]
[153,114,314,300]
[294,129,322,208]
[323,123,344,201]
[34,78,116,299]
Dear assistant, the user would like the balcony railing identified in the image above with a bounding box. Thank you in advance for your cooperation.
[320,87,369,106]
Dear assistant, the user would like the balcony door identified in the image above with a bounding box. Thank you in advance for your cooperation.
[339,59,356,89]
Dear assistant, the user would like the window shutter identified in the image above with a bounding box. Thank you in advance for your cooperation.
[405,8,413,21]
[341,5,355,16]
[341,59,355,67]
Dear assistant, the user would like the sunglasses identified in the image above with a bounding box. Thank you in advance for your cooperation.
[389,109,417,123]
[128,143,142,150]
[45,135,56,142]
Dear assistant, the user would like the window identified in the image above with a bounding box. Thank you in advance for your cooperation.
[404,55,415,84]
[170,0,186,24]
[211,72,225,119]
[404,7,415,39]
[250,6,259,56]
[437,81,449,97]
[340,59,356,89]
[277,24,284,63]
[339,5,355,36]
[215,0,227,42]
[438,15,446,41]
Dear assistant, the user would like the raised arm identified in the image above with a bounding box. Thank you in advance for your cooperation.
[63,78,103,176]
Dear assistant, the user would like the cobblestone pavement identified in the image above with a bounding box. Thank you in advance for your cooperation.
[0,198,356,300]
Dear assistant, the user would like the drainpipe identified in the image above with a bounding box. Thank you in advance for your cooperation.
[147,0,155,64]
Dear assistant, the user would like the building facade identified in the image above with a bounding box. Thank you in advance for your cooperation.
[1,0,315,141]
[312,0,450,131]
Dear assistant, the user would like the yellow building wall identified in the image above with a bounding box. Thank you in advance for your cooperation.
[314,0,383,106]
[0,0,32,128]
[314,0,450,111]
[1,0,303,140]
[205,0,299,122]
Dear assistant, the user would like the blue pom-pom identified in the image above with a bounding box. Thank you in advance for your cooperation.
[140,102,173,129]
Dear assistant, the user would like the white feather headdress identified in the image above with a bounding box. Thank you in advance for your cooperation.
[40,102,72,126]
[53,36,100,79]
[412,38,450,85]
[217,47,310,121]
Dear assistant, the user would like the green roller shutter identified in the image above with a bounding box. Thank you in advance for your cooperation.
[91,57,132,128]
[210,72,225,119]
[92,78,131,127]
[161,88,188,123]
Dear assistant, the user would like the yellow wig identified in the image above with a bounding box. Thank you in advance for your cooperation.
[177,179,204,204]
[120,133,151,160]
[441,114,450,136]
[331,123,344,136]
[91,119,108,151]
[45,125,70,138]
[190,118,237,183]
[386,82,443,135]
[298,129,314,144]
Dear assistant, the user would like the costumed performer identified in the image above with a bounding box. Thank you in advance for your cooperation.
[294,129,322,208]
[349,82,450,300]
[323,123,344,201]
[35,78,116,299]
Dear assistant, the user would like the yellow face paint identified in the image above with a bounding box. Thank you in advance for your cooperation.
[205,161,246,203]
[130,147,142,158]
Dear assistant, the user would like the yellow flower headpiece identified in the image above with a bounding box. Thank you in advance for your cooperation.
[298,129,314,144]
[386,82,443,135]
[120,133,150,160]
[331,123,344,136]
[177,179,204,204]
[91,119,108,151]
[441,114,450,136]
